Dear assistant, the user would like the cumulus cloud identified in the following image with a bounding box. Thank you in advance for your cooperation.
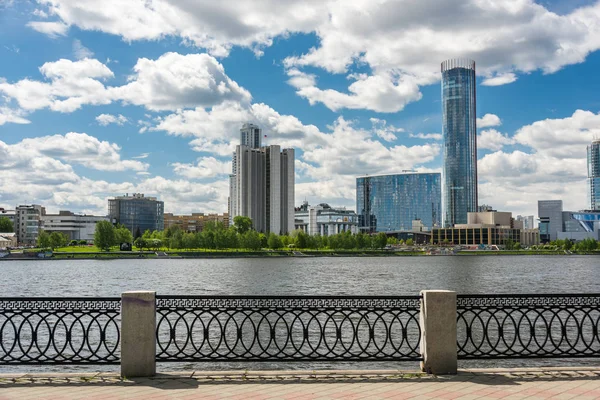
[410,133,443,140]
[477,129,515,151]
[481,73,518,87]
[477,114,502,128]
[96,113,128,126]
[171,157,232,179]
[370,118,403,142]
[0,107,30,126]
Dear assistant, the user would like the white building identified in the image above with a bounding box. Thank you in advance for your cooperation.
[229,125,295,234]
[41,211,109,242]
[516,215,535,230]
[294,202,358,236]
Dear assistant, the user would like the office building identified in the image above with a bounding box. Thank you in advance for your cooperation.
[108,193,164,234]
[557,211,600,241]
[432,211,536,246]
[516,215,535,230]
[441,58,478,226]
[588,139,600,210]
[41,211,109,241]
[229,129,295,234]
[164,213,229,232]
[240,123,262,149]
[356,172,441,233]
[538,200,563,242]
[294,201,358,236]
[15,204,45,245]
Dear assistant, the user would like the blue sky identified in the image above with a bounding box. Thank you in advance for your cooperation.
[1,0,600,218]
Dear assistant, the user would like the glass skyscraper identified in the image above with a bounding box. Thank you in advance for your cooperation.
[441,58,478,227]
[588,139,600,210]
[356,173,441,233]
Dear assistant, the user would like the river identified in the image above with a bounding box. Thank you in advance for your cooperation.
[1,255,598,372]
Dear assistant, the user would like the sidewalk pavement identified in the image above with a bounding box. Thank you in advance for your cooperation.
[0,367,599,399]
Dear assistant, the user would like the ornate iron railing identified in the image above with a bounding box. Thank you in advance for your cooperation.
[0,298,121,364]
[457,294,600,359]
[155,295,421,362]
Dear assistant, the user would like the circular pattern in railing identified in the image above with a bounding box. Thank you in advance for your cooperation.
[0,299,121,364]
[457,295,600,359]
[156,297,421,361]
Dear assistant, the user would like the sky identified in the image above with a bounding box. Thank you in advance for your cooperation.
[1,0,600,220]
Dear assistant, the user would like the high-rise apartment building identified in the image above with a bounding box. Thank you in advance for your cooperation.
[229,125,295,234]
[588,139,600,210]
[15,204,45,245]
[356,173,441,233]
[108,193,164,234]
[441,58,478,227]
[240,123,262,149]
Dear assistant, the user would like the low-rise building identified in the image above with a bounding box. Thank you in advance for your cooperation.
[41,211,109,242]
[0,208,16,226]
[163,213,229,232]
[0,233,17,248]
[557,210,600,241]
[294,201,358,236]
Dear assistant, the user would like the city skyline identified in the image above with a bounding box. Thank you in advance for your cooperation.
[2,1,600,220]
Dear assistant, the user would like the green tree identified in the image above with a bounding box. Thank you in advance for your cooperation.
[49,232,68,250]
[115,226,133,245]
[405,238,414,246]
[37,230,50,249]
[387,237,398,246]
[374,232,387,249]
[294,230,309,249]
[268,232,282,249]
[233,216,253,234]
[78,239,87,246]
[505,238,515,250]
[513,242,521,250]
[134,237,147,251]
[95,221,116,251]
[0,217,13,233]
[242,230,261,250]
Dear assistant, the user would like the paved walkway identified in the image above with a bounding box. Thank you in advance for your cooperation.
[1,368,600,399]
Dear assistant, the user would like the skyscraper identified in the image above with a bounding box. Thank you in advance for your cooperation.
[229,125,295,234]
[240,123,262,149]
[588,139,600,210]
[441,58,478,227]
[356,173,441,233]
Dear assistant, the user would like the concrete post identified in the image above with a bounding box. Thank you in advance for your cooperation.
[419,290,457,374]
[121,291,156,377]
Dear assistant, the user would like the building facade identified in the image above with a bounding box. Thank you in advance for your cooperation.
[108,193,164,234]
[356,173,441,233]
[538,200,563,242]
[40,211,108,241]
[441,58,478,227]
[588,139,600,210]
[0,208,16,227]
[240,123,262,149]
[516,215,535,230]
[229,139,295,234]
[15,204,45,245]
[164,213,229,232]
[557,211,600,241]
[294,201,358,236]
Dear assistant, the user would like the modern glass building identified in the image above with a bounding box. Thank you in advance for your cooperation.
[356,173,441,233]
[588,139,600,210]
[441,58,478,227]
[108,193,164,234]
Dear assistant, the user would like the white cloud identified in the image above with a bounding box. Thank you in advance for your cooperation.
[410,133,443,140]
[96,113,128,126]
[477,129,515,151]
[0,107,30,126]
[26,21,68,37]
[481,73,518,86]
[370,118,403,142]
[171,157,232,179]
[32,9,48,18]
[477,114,502,128]
[72,39,93,60]
[132,153,150,159]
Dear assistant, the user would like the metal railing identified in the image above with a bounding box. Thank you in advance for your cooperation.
[155,295,422,362]
[457,294,600,359]
[0,298,121,364]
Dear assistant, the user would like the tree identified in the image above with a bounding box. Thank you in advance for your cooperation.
[115,226,133,245]
[95,221,116,251]
[78,239,87,246]
[233,216,253,234]
[37,230,50,249]
[294,230,309,249]
[134,237,147,251]
[49,232,68,250]
[0,217,13,233]
[268,232,282,249]
[374,232,387,249]
[405,238,414,246]
[241,230,261,250]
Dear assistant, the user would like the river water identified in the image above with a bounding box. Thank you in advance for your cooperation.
[1,255,599,372]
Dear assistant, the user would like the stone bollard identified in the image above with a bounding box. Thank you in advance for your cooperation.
[121,291,156,377]
[419,290,457,374]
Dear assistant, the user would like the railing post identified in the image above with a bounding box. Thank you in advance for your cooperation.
[121,291,156,377]
[419,290,457,374]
